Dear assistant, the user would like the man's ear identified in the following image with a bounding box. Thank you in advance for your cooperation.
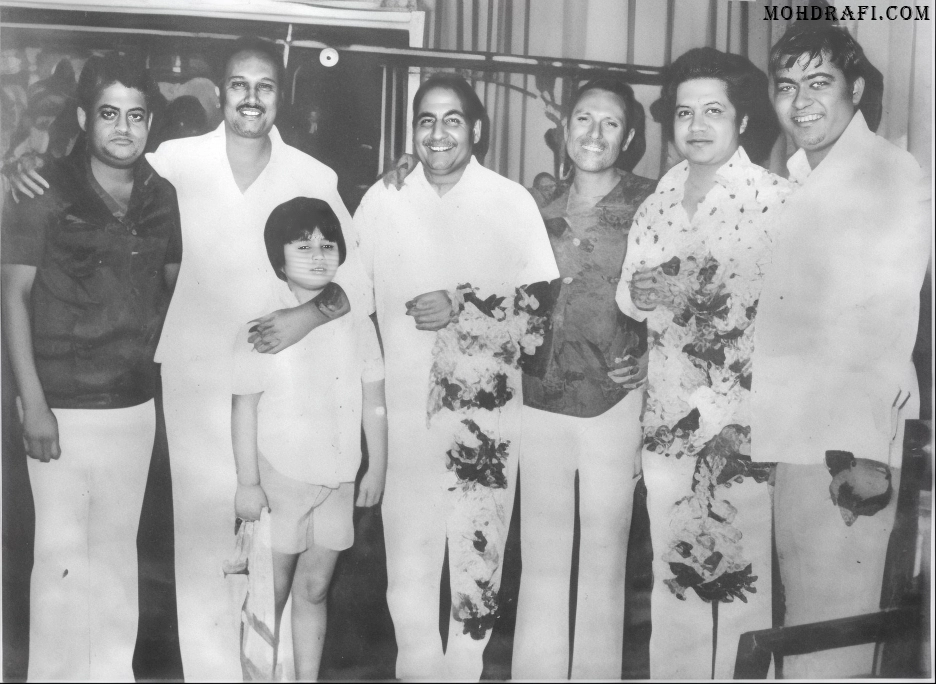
[147,111,154,130]
[851,76,865,106]
[77,107,87,133]
[472,119,482,145]
[622,128,636,152]
[739,115,749,135]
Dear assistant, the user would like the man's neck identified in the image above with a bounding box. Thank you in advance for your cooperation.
[422,164,468,197]
[225,127,272,193]
[571,166,621,198]
[89,156,134,190]
[804,146,832,170]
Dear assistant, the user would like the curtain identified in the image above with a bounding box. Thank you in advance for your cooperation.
[418,0,932,183]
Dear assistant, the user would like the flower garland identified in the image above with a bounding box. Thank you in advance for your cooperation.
[640,255,773,604]
[427,283,546,639]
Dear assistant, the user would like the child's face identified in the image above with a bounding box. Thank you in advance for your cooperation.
[282,228,340,293]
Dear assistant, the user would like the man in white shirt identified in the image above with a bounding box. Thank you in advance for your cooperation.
[751,23,930,678]
[4,36,362,681]
[355,74,558,680]
[148,38,369,681]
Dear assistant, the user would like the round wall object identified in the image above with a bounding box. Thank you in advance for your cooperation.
[320,48,339,67]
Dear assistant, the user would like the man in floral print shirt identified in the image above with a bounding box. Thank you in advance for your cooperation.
[512,78,657,680]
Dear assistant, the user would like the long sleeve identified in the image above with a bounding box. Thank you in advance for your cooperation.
[615,200,652,322]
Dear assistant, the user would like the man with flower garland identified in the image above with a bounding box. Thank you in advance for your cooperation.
[355,73,558,680]
[751,24,930,678]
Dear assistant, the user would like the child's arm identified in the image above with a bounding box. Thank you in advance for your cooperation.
[356,379,387,507]
[232,392,268,521]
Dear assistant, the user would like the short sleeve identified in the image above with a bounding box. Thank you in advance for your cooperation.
[164,187,183,265]
[513,190,560,287]
[1,192,50,267]
[352,184,382,315]
[357,315,384,383]
[231,324,268,395]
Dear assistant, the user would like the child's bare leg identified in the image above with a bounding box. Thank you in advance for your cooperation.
[272,551,299,643]
[290,543,340,681]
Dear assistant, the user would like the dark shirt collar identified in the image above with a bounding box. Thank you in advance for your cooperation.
[542,167,631,220]
[75,147,158,222]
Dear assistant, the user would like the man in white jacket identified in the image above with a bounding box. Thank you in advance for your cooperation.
[751,23,930,679]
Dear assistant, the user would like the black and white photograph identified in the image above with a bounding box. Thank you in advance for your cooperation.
[0,0,932,680]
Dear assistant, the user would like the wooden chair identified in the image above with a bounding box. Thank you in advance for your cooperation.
[734,419,932,679]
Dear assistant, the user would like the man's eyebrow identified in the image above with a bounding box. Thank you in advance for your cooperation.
[773,75,797,85]
[226,74,277,82]
[417,109,465,119]
[804,71,837,80]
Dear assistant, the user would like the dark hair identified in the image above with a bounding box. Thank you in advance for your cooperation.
[569,78,647,172]
[769,23,883,131]
[412,73,489,162]
[219,36,286,104]
[76,53,159,114]
[264,197,346,281]
[650,47,780,165]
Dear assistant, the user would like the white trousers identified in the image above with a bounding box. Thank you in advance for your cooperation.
[774,462,899,679]
[27,400,155,681]
[512,392,643,680]
[382,414,519,682]
[643,449,773,679]
[161,367,246,682]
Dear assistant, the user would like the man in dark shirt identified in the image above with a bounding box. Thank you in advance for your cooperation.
[1,55,181,680]
[512,78,656,680]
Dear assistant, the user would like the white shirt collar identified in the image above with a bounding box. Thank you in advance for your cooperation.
[785,110,871,184]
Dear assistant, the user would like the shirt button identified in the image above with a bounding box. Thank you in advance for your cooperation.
[131,229,137,236]
[572,238,581,246]
[562,276,573,284]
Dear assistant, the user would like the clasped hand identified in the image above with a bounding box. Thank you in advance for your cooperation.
[235,482,269,522]
[607,352,649,390]
[406,290,456,331]
[629,266,685,311]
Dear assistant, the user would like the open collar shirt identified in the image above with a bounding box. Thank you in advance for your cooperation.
[146,123,368,388]
[231,279,384,487]
[355,156,559,420]
[751,112,931,465]
[1,149,182,408]
[523,169,656,418]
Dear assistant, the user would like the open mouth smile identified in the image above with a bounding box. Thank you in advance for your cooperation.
[426,142,455,152]
[793,113,823,124]
[237,106,265,118]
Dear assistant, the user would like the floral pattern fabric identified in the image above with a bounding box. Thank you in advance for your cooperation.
[427,284,546,639]
[617,147,792,603]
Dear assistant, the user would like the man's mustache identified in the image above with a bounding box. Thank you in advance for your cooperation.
[236,103,266,114]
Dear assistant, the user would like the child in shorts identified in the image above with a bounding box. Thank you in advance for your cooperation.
[230,197,386,680]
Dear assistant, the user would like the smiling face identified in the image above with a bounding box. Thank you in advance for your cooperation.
[281,228,340,296]
[413,87,480,185]
[673,78,745,171]
[222,50,279,139]
[566,88,634,174]
[78,82,150,169]
[772,52,862,168]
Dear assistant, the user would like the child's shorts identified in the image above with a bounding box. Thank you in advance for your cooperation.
[259,454,354,554]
